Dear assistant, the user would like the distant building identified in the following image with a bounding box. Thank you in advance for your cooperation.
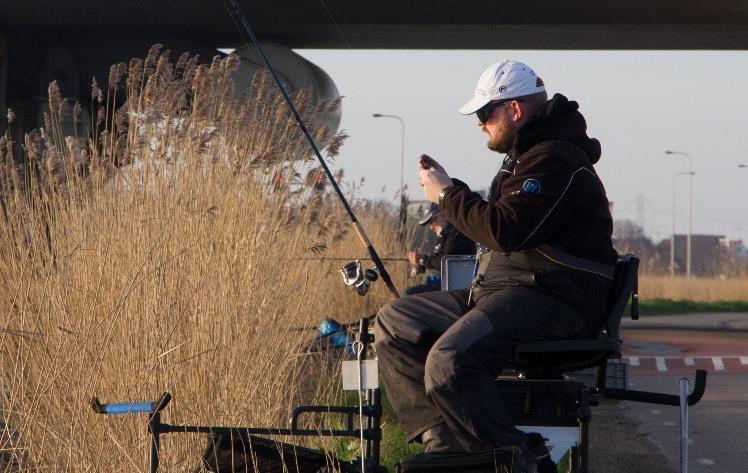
[720,238,748,260]
[657,234,732,275]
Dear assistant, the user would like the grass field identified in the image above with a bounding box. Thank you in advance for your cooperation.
[2,47,747,472]
[637,299,748,315]
[636,275,748,315]
[639,275,748,302]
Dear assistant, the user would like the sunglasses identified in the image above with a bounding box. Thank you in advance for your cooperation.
[476,98,524,124]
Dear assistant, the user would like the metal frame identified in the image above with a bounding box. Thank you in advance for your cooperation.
[91,319,384,473]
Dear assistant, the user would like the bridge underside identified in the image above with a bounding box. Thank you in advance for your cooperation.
[2,0,748,50]
[1,1,747,141]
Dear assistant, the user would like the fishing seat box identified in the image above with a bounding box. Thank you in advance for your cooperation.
[496,378,589,427]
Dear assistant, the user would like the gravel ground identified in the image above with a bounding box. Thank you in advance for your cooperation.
[589,401,678,473]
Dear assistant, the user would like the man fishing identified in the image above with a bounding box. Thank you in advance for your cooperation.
[375,60,617,472]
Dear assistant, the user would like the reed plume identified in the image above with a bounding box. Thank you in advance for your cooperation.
[0,46,404,472]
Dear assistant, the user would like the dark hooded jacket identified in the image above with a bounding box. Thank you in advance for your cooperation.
[440,94,618,318]
[421,223,477,272]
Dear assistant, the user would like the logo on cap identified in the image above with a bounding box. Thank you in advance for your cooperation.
[522,179,542,194]
[498,86,507,94]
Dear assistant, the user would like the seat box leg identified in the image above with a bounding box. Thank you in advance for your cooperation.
[569,446,580,473]
[579,418,589,473]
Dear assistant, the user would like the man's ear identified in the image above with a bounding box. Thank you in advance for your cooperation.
[510,100,524,122]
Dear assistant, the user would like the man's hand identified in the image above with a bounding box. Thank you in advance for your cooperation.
[407,250,425,275]
[418,154,452,203]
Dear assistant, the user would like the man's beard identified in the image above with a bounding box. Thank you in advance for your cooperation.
[487,135,513,153]
[486,121,517,153]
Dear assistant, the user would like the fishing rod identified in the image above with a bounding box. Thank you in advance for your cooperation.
[299,256,408,262]
[222,0,400,299]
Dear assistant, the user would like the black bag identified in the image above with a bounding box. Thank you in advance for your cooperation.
[395,449,520,473]
[193,432,358,473]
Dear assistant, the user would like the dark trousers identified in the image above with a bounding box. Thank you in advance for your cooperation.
[374,287,602,451]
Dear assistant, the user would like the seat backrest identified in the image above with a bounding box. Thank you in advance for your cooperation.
[602,254,639,341]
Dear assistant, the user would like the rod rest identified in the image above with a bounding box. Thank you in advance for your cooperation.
[599,369,707,406]
[91,393,382,438]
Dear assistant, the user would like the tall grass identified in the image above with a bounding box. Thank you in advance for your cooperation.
[0,46,405,471]
[639,275,748,301]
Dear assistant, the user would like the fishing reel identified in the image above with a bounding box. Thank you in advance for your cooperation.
[340,260,379,296]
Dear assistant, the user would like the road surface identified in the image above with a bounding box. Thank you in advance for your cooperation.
[589,328,748,473]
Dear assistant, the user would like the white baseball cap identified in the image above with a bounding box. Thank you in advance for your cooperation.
[459,60,545,115]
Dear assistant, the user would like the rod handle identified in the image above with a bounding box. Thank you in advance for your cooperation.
[353,222,372,247]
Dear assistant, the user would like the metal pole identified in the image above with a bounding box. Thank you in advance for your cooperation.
[671,172,693,276]
[679,377,690,473]
[687,158,693,278]
[666,151,693,277]
[399,118,404,197]
[370,389,382,468]
[671,175,676,277]
[149,412,161,473]
[372,113,405,196]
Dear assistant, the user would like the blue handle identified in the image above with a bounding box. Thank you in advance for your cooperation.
[103,402,156,414]
[90,392,171,415]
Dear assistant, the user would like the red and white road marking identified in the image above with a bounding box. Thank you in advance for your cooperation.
[623,355,748,372]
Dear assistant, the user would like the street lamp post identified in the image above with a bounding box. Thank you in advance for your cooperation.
[666,150,694,277]
[671,171,695,276]
[372,113,405,196]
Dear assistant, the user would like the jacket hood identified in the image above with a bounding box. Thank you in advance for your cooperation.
[514,93,602,164]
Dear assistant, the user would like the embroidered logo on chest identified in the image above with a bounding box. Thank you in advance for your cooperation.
[522,178,542,194]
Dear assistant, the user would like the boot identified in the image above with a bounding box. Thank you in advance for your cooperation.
[420,423,463,453]
[524,433,556,473]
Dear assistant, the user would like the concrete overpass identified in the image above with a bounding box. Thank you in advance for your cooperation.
[1,1,747,139]
[2,0,748,50]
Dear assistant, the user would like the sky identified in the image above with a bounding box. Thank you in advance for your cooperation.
[294,49,748,244]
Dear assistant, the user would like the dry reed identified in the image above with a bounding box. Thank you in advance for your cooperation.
[0,47,405,472]
[638,275,748,302]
